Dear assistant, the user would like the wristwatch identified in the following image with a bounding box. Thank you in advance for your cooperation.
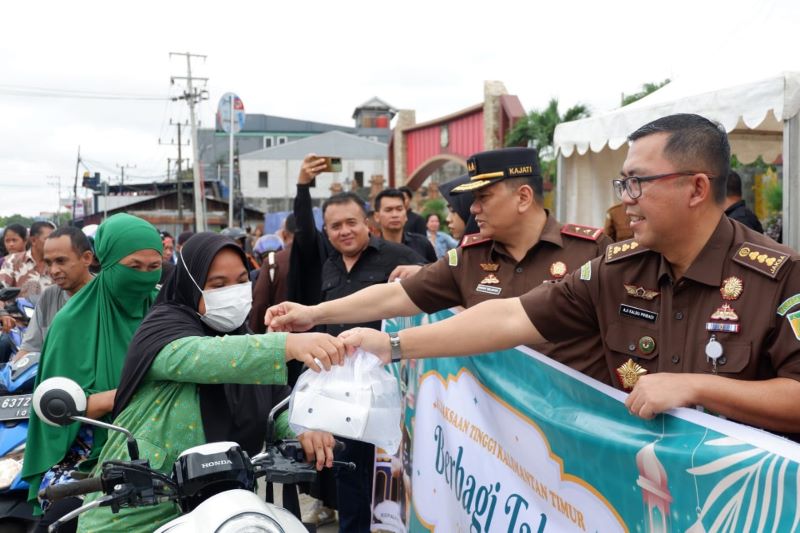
[389,333,402,363]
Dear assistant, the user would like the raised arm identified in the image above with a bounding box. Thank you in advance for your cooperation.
[267,282,422,332]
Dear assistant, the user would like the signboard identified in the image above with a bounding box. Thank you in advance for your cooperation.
[217,92,245,134]
[374,309,800,532]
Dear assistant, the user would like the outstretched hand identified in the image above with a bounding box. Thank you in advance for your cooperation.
[338,328,391,364]
[265,302,316,333]
[285,333,345,372]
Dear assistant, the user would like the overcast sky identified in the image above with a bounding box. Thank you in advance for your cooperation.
[1,0,798,217]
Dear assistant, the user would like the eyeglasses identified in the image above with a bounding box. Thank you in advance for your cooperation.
[612,171,707,200]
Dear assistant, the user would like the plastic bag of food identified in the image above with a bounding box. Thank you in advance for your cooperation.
[289,349,402,454]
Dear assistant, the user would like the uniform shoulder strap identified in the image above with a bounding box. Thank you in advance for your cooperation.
[460,233,491,248]
[732,242,790,279]
[561,223,604,241]
[605,239,649,263]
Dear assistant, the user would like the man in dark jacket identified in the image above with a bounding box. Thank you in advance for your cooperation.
[374,188,436,263]
[399,186,427,235]
[724,170,763,233]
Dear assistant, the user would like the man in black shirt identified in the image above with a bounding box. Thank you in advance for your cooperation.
[724,170,763,233]
[399,186,427,235]
[374,188,437,263]
[288,154,421,532]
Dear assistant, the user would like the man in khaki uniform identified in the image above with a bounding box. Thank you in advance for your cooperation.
[341,114,800,436]
[267,147,613,382]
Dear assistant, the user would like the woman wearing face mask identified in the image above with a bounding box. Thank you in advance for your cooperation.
[75,232,344,532]
[22,213,163,531]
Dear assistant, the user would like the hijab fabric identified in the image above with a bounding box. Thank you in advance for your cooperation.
[114,232,289,454]
[440,174,479,236]
[23,213,163,503]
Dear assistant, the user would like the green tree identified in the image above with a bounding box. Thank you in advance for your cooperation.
[505,98,590,179]
[621,79,671,107]
[0,214,35,228]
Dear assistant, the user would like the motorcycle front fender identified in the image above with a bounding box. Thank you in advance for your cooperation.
[154,488,306,533]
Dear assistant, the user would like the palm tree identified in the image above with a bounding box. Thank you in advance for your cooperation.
[505,98,590,179]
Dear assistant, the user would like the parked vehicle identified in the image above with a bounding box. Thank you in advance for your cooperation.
[33,376,353,532]
[0,352,39,532]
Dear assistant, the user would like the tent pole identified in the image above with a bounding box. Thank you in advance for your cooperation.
[783,115,800,251]
[556,153,566,222]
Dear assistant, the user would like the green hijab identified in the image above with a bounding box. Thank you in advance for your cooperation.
[22,213,163,507]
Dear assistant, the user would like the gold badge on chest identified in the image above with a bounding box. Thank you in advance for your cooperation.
[549,261,567,279]
[720,276,743,300]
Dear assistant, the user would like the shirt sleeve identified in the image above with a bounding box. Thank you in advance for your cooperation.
[148,333,289,385]
[0,255,14,287]
[768,263,800,380]
[19,307,43,353]
[518,256,602,342]
[293,184,323,261]
[400,252,465,313]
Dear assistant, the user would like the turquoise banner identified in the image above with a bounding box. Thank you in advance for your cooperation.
[369,309,800,533]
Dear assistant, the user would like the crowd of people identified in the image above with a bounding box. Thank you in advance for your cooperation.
[0,112,794,532]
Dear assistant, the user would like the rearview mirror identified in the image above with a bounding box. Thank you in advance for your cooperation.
[33,377,87,426]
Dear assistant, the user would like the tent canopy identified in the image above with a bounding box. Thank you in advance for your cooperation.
[556,71,800,157]
[553,72,800,234]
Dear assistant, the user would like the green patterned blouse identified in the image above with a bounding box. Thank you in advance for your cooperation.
[76,332,289,533]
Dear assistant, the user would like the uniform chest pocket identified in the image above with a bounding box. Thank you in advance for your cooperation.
[692,340,752,375]
[605,321,660,361]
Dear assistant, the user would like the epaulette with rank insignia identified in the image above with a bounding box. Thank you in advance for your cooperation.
[561,224,604,241]
[732,242,790,279]
[605,239,648,263]
[460,233,491,248]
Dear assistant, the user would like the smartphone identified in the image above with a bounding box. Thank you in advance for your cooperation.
[319,156,342,173]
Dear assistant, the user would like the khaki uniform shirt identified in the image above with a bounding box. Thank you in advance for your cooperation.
[520,216,800,393]
[402,214,613,383]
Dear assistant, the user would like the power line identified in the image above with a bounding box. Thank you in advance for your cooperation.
[0,84,171,101]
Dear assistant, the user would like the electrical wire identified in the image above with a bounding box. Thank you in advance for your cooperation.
[0,84,171,101]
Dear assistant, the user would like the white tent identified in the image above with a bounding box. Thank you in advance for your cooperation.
[554,71,800,249]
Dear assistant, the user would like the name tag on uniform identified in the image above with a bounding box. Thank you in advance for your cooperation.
[476,284,502,296]
[619,304,658,323]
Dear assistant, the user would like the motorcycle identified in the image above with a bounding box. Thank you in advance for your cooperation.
[0,287,36,361]
[0,351,39,532]
[32,376,354,532]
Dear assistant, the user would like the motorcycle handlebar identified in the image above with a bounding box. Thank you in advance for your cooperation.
[39,476,104,501]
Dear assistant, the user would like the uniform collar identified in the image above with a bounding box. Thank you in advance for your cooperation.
[658,214,732,287]
[492,211,562,259]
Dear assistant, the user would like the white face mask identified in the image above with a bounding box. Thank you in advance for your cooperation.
[181,254,253,332]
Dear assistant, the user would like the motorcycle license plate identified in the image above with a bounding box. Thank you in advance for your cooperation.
[0,394,32,421]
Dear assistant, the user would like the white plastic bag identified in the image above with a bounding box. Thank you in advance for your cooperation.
[289,349,402,454]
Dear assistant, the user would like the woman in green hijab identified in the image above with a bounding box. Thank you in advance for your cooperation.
[21,213,163,525]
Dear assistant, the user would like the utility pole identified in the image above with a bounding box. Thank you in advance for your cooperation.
[117,163,136,190]
[170,51,209,232]
[160,120,190,230]
[72,146,80,223]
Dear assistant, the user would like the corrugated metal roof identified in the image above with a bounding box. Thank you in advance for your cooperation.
[240,130,387,160]
[236,114,355,134]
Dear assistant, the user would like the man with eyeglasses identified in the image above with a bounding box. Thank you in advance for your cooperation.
[341,113,800,438]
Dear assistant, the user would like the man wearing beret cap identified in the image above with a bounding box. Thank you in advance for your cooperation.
[266,147,613,384]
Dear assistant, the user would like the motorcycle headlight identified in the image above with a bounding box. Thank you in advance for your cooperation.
[0,449,24,490]
[216,512,284,533]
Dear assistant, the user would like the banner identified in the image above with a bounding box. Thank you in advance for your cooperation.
[371,309,800,533]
